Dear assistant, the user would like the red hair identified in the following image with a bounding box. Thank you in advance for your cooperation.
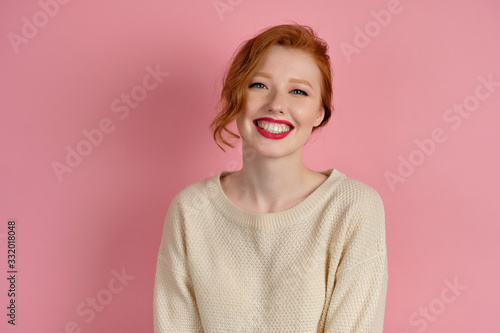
[210,23,333,152]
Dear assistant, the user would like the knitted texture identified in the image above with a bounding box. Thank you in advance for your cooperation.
[153,168,388,332]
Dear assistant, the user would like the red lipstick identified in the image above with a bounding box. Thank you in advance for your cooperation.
[253,117,294,140]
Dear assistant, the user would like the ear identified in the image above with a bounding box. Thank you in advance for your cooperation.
[314,106,325,127]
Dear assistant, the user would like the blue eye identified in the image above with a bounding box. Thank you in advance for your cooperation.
[249,82,266,89]
[291,89,308,96]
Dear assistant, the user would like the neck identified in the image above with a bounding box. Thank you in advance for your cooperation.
[230,145,318,213]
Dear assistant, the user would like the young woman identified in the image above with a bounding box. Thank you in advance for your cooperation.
[154,23,388,332]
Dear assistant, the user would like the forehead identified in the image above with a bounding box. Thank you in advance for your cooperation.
[254,45,321,85]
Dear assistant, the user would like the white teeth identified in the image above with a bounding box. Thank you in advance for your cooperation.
[256,121,291,134]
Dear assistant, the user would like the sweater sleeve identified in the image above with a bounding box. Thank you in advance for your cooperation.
[153,195,204,333]
[323,188,389,333]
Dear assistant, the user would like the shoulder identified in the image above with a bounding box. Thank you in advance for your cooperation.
[340,175,386,245]
[333,175,387,270]
[167,174,215,214]
[161,175,215,236]
[335,174,385,215]
[331,174,386,245]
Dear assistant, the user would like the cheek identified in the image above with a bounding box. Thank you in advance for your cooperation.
[294,105,323,127]
[245,95,264,111]
[236,113,254,135]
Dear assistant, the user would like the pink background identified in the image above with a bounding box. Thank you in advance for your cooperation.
[1,0,499,332]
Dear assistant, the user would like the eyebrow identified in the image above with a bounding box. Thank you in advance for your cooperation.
[253,72,313,89]
[289,78,313,89]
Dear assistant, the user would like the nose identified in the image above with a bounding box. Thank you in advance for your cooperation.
[268,89,285,113]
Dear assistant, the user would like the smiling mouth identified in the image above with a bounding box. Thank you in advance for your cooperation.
[253,120,293,134]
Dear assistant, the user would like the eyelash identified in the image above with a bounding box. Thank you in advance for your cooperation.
[292,89,308,96]
[249,82,266,89]
[248,82,308,96]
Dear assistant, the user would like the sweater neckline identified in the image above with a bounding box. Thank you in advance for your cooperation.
[206,168,343,230]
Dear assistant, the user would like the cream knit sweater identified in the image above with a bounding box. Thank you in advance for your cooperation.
[153,168,388,332]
